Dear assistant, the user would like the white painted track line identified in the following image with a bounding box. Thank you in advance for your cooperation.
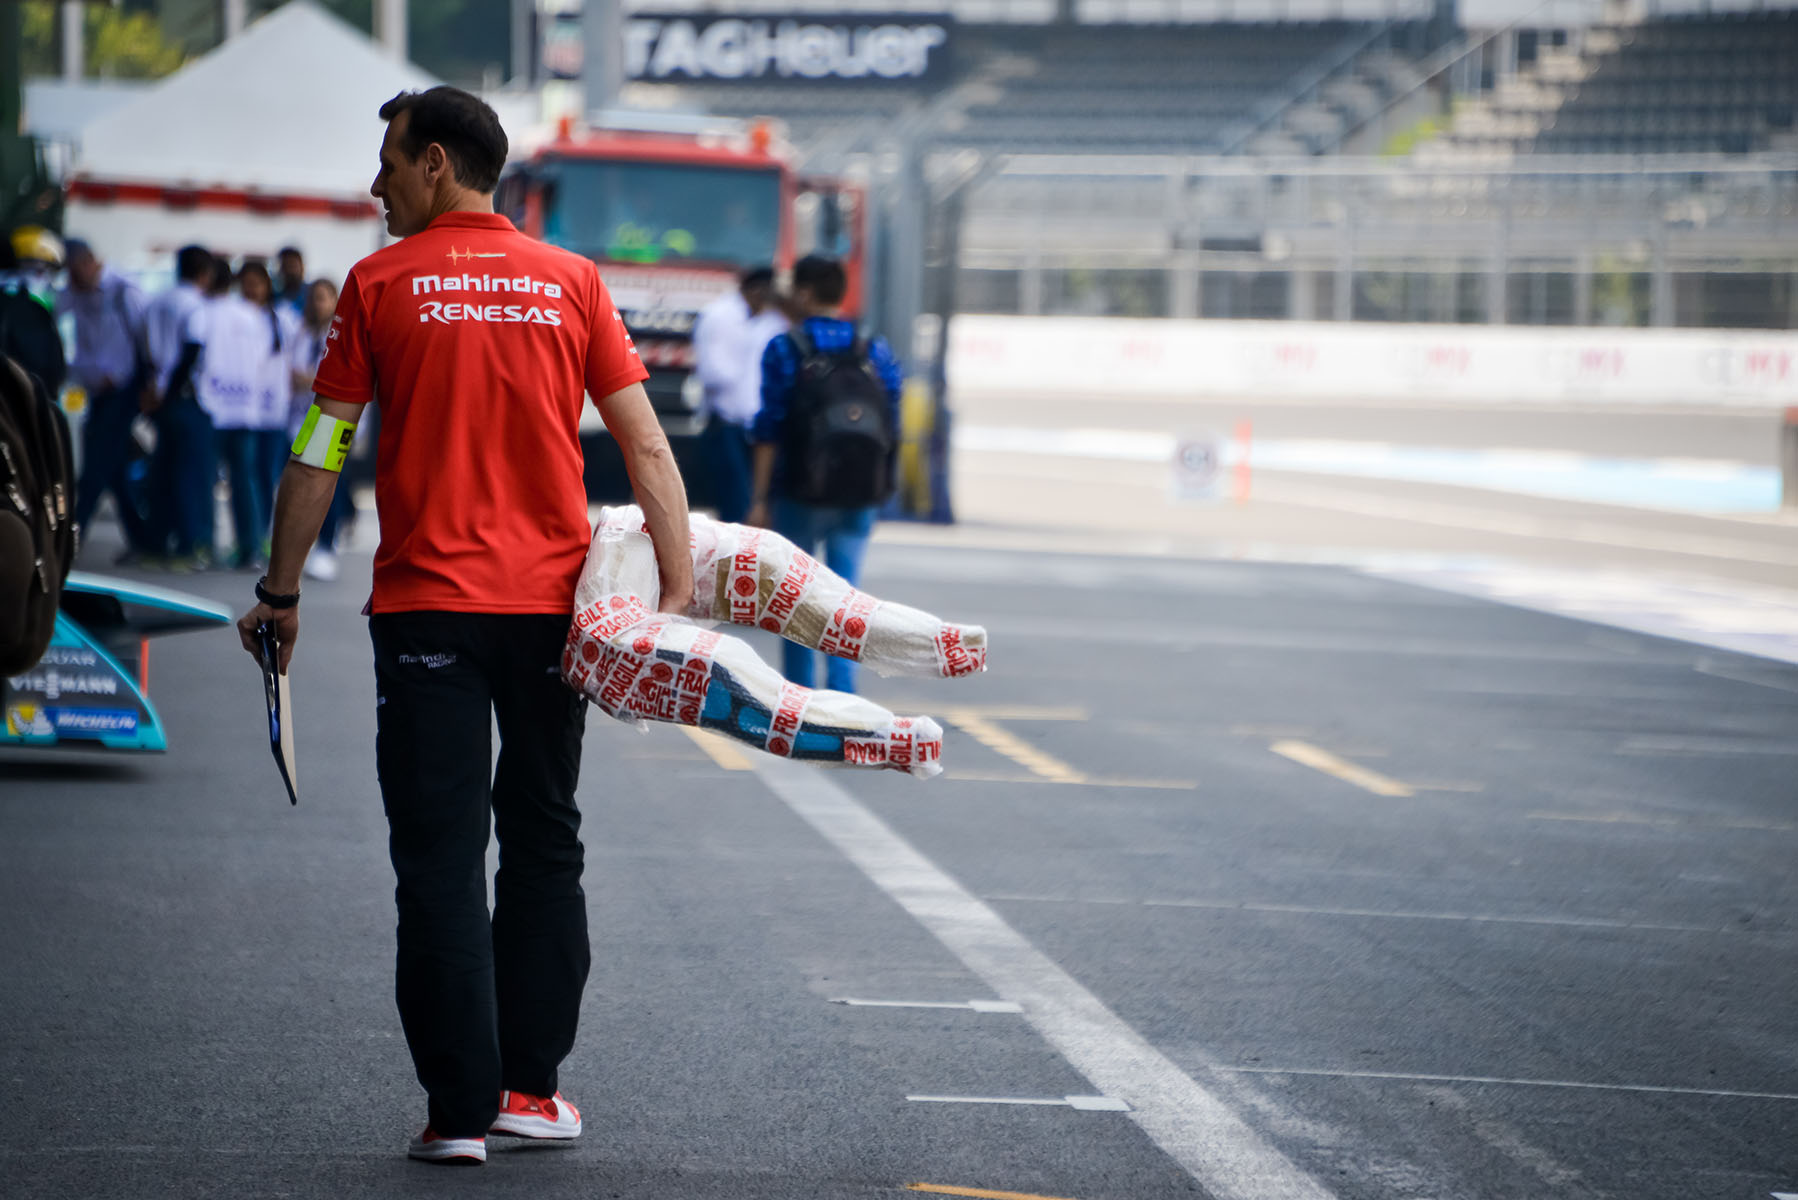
[907,1095,1072,1106]
[905,1094,1128,1109]
[753,756,1336,1200]
[1221,1066,1798,1102]
[831,997,1025,1013]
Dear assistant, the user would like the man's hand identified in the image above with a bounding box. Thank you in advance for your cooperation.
[237,604,299,675]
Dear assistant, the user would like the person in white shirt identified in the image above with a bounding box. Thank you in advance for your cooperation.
[203,260,291,569]
[286,277,350,580]
[691,265,784,524]
[139,245,217,568]
[246,262,300,524]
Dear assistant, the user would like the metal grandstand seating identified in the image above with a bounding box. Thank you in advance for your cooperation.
[630,21,1429,158]
[1531,11,1798,155]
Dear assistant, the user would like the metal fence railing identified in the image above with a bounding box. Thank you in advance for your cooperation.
[948,153,1798,327]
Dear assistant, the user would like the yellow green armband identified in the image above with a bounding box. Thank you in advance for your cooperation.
[291,405,355,473]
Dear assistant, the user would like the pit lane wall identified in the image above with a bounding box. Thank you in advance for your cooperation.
[947,317,1798,407]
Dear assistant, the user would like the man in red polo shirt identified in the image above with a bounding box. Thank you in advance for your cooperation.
[236,86,692,1164]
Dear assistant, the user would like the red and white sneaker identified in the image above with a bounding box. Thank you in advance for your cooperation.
[407,1127,486,1164]
[490,1090,582,1140]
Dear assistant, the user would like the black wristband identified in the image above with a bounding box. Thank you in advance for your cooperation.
[255,576,301,609]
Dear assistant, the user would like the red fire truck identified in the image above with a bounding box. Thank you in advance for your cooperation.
[496,116,866,505]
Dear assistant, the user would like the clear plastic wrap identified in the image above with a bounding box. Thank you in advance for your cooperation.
[561,507,987,778]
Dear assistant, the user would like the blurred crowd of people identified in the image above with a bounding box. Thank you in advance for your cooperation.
[25,235,351,581]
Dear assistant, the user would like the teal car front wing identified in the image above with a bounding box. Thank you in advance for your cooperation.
[1,573,232,753]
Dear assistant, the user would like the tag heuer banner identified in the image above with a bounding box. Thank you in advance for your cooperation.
[624,13,953,83]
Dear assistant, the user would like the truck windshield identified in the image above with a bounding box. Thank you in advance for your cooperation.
[541,160,782,267]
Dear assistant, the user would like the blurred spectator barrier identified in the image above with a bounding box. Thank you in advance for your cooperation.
[948,314,1798,407]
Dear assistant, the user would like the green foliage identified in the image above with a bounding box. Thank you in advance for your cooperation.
[315,0,510,85]
[1381,113,1445,158]
[29,1,511,88]
[1591,256,1651,327]
[22,2,187,79]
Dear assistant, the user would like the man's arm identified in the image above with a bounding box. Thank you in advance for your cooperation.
[235,397,365,673]
[596,381,692,613]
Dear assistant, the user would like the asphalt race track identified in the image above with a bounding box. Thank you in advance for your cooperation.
[4,530,1795,1200]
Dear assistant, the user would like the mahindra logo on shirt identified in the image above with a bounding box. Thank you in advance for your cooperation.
[412,273,562,299]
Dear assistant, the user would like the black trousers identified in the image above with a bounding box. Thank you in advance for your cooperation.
[370,611,590,1138]
[73,383,152,550]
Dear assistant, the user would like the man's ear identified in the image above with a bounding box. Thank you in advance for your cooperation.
[423,142,450,186]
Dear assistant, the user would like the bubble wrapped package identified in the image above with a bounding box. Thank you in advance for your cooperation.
[562,506,988,778]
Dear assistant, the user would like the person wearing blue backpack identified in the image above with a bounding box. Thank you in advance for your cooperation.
[747,255,902,695]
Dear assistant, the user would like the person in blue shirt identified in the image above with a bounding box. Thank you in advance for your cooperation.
[273,246,308,315]
[59,239,152,556]
[748,255,903,695]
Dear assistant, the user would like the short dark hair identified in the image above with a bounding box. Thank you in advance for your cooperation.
[175,244,212,283]
[379,86,508,194]
[277,246,303,262]
[740,265,775,291]
[792,255,847,306]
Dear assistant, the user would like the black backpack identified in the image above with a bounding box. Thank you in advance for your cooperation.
[0,353,74,675]
[781,324,896,508]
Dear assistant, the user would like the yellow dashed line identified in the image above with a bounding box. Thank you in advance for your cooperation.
[941,704,1088,722]
[946,770,1195,790]
[942,711,1087,784]
[1528,810,1796,832]
[1270,739,1414,797]
[878,703,1089,722]
[906,1184,1084,1200]
[679,725,755,772]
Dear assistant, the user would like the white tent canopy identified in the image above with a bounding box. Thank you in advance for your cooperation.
[74,0,438,199]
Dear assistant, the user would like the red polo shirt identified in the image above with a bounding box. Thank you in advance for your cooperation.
[313,211,647,614]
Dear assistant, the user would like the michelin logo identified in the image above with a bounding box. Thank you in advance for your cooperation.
[53,708,139,735]
[414,273,564,326]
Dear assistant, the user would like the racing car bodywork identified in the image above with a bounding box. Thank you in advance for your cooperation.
[1,573,230,752]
